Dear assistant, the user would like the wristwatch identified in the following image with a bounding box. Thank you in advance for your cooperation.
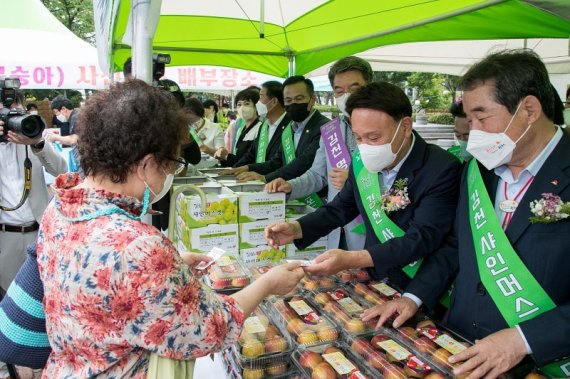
[31,139,45,150]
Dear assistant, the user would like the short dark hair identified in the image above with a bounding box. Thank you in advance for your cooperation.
[566,86,570,100]
[261,81,284,107]
[460,49,555,121]
[123,57,132,78]
[76,80,188,183]
[328,56,373,87]
[235,88,260,106]
[50,95,74,111]
[26,103,38,111]
[551,84,565,125]
[346,81,412,121]
[449,98,466,118]
[156,79,184,108]
[203,99,218,112]
[283,75,314,96]
[184,97,205,118]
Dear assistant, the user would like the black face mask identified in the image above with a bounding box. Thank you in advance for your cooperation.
[285,102,311,122]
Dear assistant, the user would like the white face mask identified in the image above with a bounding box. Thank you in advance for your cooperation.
[466,102,531,170]
[241,105,256,121]
[455,138,473,161]
[146,170,174,204]
[358,120,405,173]
[29,110,38,115]
[256,100,270,118]
[56,113,67,123]
[335,93,351,118]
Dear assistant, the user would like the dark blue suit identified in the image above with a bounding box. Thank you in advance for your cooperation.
[407,130,570,365]
[295,132,463,289]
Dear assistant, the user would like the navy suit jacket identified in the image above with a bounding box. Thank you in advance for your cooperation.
[248,110,329,182]
[295,132,463,289]
[407,130,570,365]
[235,114,291,168]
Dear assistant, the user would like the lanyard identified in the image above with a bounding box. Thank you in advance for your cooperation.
[500,175,534,229]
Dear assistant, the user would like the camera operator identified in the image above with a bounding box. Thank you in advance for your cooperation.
[0,89,67,293]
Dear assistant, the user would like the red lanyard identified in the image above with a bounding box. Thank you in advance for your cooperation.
[501,175,535,229]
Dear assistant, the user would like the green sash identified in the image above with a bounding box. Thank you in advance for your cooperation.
[447,145,464,163]
[281,124,324,208]
[256,120,269,163]
[189,127,201,145]
[233,119,245,155]
[353,150,421,278]
[467,159,567,378]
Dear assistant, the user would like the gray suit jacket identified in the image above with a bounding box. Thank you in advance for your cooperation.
[289,116,365,251]
[16,142,68,221]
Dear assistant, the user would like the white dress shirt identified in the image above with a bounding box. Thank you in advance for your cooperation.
[0,143,36,225]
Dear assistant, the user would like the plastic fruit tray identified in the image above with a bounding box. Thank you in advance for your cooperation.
[299,274,338,292]
[337,269,371,283]
[222,346,298,379]
[348,280,402,306]
[204,254,251,293]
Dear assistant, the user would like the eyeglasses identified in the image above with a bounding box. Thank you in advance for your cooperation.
[167,156,188,175]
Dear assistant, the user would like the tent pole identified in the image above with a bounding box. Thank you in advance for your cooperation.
[131,0,154,84]
[288,55,296,76]
[259,0,265,38]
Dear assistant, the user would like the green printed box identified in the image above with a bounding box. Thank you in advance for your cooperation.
[236,192,286,222]
[180,223,239,254]
[176,189,238,228]
[240,245,286,265]
[239,219,277,249]
[286,236,328,259]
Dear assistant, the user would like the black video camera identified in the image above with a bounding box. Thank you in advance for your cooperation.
[0,77,45,143]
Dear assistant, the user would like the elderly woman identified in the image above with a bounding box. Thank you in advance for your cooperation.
[36,80,303,378]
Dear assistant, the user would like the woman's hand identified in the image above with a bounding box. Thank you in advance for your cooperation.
[179,251,212,277]
[260,261,305,296]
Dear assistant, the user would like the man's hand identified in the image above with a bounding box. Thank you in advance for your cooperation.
[219,166,249,176]
[200,144,216,156]
[214,147,229,161]
[449,328,528,379]
[265,178,292,193]
[328,167,349,190]
[237,171,265,182]
[303,249,354,276]
[264,221,302,248]
[361,297,418,329]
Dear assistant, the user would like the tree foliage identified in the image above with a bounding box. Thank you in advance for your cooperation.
[41,0,95,44]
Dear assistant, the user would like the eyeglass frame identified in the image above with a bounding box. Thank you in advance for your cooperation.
[166,156,189,175]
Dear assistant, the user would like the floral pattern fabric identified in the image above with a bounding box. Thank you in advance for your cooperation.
[37,174,244,378]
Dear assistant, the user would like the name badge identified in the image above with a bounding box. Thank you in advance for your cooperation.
[499,199,518,213]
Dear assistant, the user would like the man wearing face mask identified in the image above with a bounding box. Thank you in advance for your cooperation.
[48,96,81,175]
[265,81,462,291]
[363,50,570,379]
[222,81,290,173]
[0,90,67,293]
[265,56,372,252]
[237,76,329,183]
[447,97,473,163]
[215,88,262,167]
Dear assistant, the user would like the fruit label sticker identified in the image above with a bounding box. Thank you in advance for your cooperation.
[322,352,357,375]
[371,282,398,297]
[434,334,467,355]
[244,316,266,334]
[327,289,347,301]
[407,355,431,373]
[377,339,411,361]
[337,297,364,315]
[289,300,313,316]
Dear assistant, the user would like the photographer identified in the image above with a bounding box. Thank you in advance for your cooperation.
[0,89,67,293]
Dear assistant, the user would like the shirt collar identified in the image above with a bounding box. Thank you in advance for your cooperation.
[494,126,563,182]
[382,133,416,176]
[292,109,316,131]
[270,112,286,129]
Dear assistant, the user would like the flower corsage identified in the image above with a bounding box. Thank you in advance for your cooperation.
[529,193,570,224]
[382,178,411,213]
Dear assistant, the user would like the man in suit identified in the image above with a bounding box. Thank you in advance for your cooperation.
[265,82,462,289]
[363,50,570,378]
[222,81,290,172]
[236,76,329,183]
[0,92,67,292]
[265,56,373,252]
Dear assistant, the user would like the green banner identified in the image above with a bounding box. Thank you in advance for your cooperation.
[447,145,464,163]
[353,150,420,278]
[281,123,324,208]
[256,120,269,163]
[467,159,567,377]
[189,127,201,145]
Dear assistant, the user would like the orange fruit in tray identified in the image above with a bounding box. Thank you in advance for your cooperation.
[241,339,265,357]
[265,336,288,353]
[266,362,288,376]
[242,367,264,379]
[311,362,337,379]
[299,351,323,370]
[317,328,338,342]
[297,330,319,345]
[345,318,366,334]
[314,292,331,305]
[287,318,306,335]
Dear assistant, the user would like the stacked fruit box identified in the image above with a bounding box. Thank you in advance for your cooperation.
[223,306,299,378]
[270,295,340,348]
[203,254,252,294]
[308,287,377,338]
[175,189,239,254]
[239,219,286,265]
[284,201,328,259]
[292,341,377,379]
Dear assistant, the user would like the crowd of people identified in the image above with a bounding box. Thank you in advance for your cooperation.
[0,48,568,379]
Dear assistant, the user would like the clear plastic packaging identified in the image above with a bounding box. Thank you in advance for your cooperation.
[292,341,377,379]
[346,332,447,379]
[337,269,371,283]
[248,262,275,280]
[300,275,338,291]
[270,295,340,347]
[204,254,251,293]
[222,346,297,379]
[348,280,402,306]
[309,287,376,336]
